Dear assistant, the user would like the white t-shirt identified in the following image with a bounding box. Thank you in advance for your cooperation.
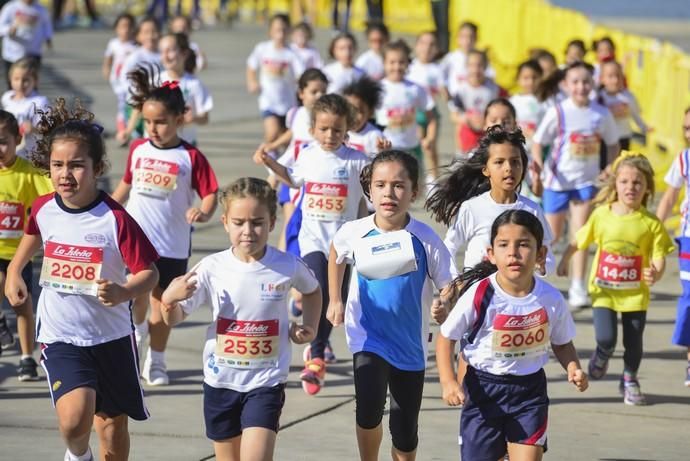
[288,143,370,256]
[441,50,496,100]
[407,59,445,99]
[0,0,52,62]
[104,37,137,94]
[509,93,545,150]
[246,41,304,115]
[376,78,434,150]
[119,47,161,97]
[333,214,455,370]
[123,139,218,259]
[159,70,213,145]
[290,43,323,69]
[28,192,158,346]
[664,148,690,238]
[533,98,619,191]
[1,89,48,159]
[355,49,384,81]
[449,78,503,116]
[596,89,646,139]
[346,122,383,158]
[323,61,365,94]
[283,105,312,163]
[179,246,319,392]
[444,191,555,274]
[441,273,576,376]
[189,40,205,73]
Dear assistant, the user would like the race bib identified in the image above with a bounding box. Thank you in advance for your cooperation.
[492,308,548,359]
[303,182,347,221]
[386,107,416,131]
[0,201,24,239]
[569,133,600,158]
[215,318,279,369]
[595,250,642,290]
[132,157,179,198]
[39,242,103,296]
[353,230,417,280]
[609,102,630,119]
[262,59,288,78]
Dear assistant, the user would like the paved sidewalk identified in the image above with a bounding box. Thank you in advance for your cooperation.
[0,22,689,460]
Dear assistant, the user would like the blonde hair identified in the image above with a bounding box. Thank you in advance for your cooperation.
[593,151,654,207]
[219,177,277,219]
[10,57,39,80]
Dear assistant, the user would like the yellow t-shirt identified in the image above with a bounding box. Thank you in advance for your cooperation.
[0,157,53,260]
[576,205,675,312]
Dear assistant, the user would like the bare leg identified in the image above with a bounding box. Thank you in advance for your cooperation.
[148,286,171,353]
[213,435,241,461]
[356,424,383,461]
[93,412,130,460]
[239,427,277,461]
[506,442,544,461]
[569,199,594,282]
[56,387,96,457]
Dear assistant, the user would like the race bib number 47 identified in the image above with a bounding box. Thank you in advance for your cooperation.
[303,182,347,221]
[133,157,179,198]
[215,318,279,369]
[0,201,24,239]
[595,250,642,290]
[492,309,549,359]
[39,242,103,296]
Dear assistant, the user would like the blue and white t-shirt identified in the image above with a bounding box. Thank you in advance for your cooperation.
[333,214,456,371]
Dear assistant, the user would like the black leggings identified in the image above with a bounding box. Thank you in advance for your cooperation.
[302,251,349,359]
[353,352,425,453]
[593,307,646,373]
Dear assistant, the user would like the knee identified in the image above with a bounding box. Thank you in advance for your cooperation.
[96,415,128,450]
[390,419,418,453]
[356,401,384,430]
[58,409,92,442]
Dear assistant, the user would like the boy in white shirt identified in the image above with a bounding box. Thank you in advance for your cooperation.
[355,21,389,81]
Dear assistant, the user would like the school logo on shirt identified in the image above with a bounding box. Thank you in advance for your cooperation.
[84,233,106,245]
[260,282,288,301]
[333,167,348,179]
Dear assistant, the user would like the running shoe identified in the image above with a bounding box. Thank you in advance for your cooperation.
[568,285,591,310]
[300,358,326,395]
[685,366,690,388]
[64,448,94,461]
[588,348,609,380]
[134,327,148,363]
[142,358,169,386]
[0,312,15,350]
[621,377,647,406]
[18,357,39,382]
[302,343,337,364]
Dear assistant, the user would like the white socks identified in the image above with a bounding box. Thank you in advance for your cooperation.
[64,447,93,461]
[134,321,149,338]
[147,348,165,364]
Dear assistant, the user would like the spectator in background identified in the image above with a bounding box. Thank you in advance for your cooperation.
[331,0,352,32]
[430,0,449,56]
[366,0,383,23]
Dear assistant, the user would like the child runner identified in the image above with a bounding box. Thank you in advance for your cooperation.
[376,39,436,179]
[343,76,390,158]
[448,50,506,157]
[160,177,321,461]
[438,210,587,460]
[254,93,370,395]
[1,57,48,159]
[355,21,389,81]
[510,59,544,152]
[0,110,52,380]
[246,13,304,147]
[564,39,586,67]
[532,61,620,309]
[290,21,322,69]
[112,66,219,386]
[592,36,616,84]
[169,14,207,72]
[323,32,364,94]
[656,108,690,387]
[117,16,161,145]
[558,152,673,404]
[328,150,455,461]
[0,0,53,88]
[102,13,136,141]
[408,30,445,182]
[4,99,159,461]
[482,98,518,132]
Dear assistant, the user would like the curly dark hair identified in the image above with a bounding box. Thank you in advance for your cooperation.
[127,63,186,115]
[31,98,108,174]
[310,93,356,130]
[342,76,382,113]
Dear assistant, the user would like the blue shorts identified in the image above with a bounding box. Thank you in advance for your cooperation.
[460,367,548,461]
[673,237,690,346]
[542,185,598,214]
[285,192,303,257]
[278,184,291,206]
[260,110,286,127]
[40,334,149,420]
[203,382,285,441]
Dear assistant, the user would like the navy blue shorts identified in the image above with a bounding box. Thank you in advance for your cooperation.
[460,367,548,461]
[0,258,33,290]
[203,382,285,441]
[260,110,287,127]
[40,334,149,420]
[154,256,188,290]
[542,186,597,214]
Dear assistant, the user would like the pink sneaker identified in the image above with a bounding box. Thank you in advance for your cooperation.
[300,358,326,395]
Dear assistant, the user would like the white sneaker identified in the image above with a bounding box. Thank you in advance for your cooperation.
[134,327,148,363]
[568,285,591,309]
[142,357,169,386]
[64,448,93,461]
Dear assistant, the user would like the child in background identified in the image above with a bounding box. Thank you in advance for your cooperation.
[290,21,322,69]
[4,99,159,461]
[564,39,587,66]
[343,76,390,158]
[533,48,558,80]
[376,39,436,175]
[327,151,455,461]
[246,14,304,147]
[355,21,389,81]
[438,210,586,460]
[592,36,616,84]
[441,21,495,100]
[597,59,648,151]
[449,49,506,157]
[161,177,321,461]
[655,108,690,387]
[0,110,52,380]
[559,152,673,405]
[1,57,48,159]
[510,59,545,151]
[0,0,53,88]
[408,31,445,182]
[483,98,518,131]
[532,61,619,309]
[112,66,219,386]
[102,13,136,140]
[169,14,207,72]
[323,32,364,94]
[254,94,370,395]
